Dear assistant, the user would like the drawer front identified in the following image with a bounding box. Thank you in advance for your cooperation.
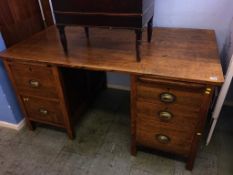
[52,0,141,13]
[137,81,204,108]
[136,118,193,156]
[7,62,59,98]
[136,101,199,131]
[21,96,64,126]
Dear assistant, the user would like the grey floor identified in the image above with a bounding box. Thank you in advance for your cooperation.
[0,89,233,175]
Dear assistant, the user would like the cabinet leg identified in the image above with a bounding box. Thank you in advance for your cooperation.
[135,29,142,62]
[186,162,194,171]
[84,27,89,39]
[67,128,75,140]
[147,16,153,43]
[131,133,137,156]
[186,133,201,170]
[131,144,137,156]
[27,120,36,130]
[186,155,195,171]
[57,25,68,55]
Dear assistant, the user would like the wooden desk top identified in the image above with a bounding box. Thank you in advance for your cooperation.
[0,26,224,85]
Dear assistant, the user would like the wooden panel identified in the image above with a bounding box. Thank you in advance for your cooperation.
[131,75,215,170]
[131,75,137,156]
[135,78,202,156]
[20,95,64,126]
[186,86,214,170]
[52,0,141,13]
[136,80,204,108]
[136,101,199,131]
[59,67,106,117]
[55,14,143,28]
[0,0,44,47]
[54,67,106,138]
[7,61,59,99]
[136,117,193,156]
[0,27,224,85]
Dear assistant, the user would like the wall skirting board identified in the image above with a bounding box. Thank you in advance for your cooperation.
[0,118,25,131]
[107,84,130,91]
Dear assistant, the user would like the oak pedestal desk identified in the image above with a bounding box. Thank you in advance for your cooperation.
[0,26,224,170]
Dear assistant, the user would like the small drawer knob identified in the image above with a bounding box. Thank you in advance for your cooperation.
[160,92,176,103]
[156,134,171,144]
[158,111,173,122]
[23,97,29,102]
[29,80,40,88]
[39,108,48,115]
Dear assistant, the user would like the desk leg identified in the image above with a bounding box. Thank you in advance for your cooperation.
[84,27,89,39]
[147,16,153,43]
[3,61,36,131]
[52,66,75,139]
[186,86,214,170]
[57,25,68,55]
[131,75,137,155]
[135,29,142,62]
[27,121,36,131]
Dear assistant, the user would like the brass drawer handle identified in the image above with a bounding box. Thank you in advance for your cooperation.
[29,80,40,88]
[156,134,171,144]
[158,111,173,122]
[160,92,176,103]
[23,97,29,102]
[39,108,48,115]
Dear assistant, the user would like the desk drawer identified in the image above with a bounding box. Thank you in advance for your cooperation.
[7,61,59,99]
[21,96,64,126]
[136,77,204,108]
[136,119,193,156]
[131,76,212,159]
[136,100,199,131]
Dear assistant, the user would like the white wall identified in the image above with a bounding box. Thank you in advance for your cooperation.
[224,19,233,102]
[108,0,233,89]
[0,33,23,124]
[154,0,233,51]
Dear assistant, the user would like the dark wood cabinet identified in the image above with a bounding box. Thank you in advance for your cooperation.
[51,0,155,61]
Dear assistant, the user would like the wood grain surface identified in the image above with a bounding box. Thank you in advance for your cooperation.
[0,26,224,85]
[136,100,199,131]
[20,95,65,126]
[131,75,215,170]
[7,61,59,99]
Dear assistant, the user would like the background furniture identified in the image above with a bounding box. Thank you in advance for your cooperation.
[50,0,155,61]
[0,26,223,170]
[206,54,233,145]
[0,0,44,47]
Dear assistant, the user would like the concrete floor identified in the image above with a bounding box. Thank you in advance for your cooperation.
[0,89,233,175]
